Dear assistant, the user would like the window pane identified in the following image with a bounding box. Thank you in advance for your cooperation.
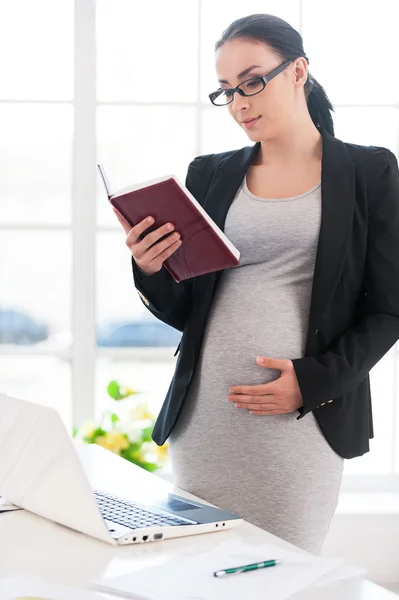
[96,232,148,326]
[0,1,73,100]
[396,358,399,474]
[0,356,72,431]
[0,232,71,346]
[96,106,197,226]
[344,353,395,475]
[333,107,399,154]
[96,0,198,102]
[96,232,181,348]
[201,106,250,154]
[201,1,300,103]
[0,105,73,225]
[302,0,399,105]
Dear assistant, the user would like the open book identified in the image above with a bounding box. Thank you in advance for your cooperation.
[97,165,240,283]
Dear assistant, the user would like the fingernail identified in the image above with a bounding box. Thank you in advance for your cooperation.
[256,356,263,364]
[147,216,154,223]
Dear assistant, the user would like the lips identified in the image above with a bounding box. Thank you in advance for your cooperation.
[241,117,260,123]
[240,116,261,129]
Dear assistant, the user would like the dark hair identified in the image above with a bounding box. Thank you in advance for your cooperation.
[215,14,335,136]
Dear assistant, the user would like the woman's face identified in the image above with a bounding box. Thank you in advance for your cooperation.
[214,39,307,142]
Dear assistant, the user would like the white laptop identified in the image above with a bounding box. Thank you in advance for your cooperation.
[0,393,242,545]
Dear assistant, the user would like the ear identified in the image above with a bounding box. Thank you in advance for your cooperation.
[292,57,308,89]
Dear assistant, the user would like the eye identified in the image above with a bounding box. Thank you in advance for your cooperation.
[242,77,264,94]
[222,89,234,98]
[247,77,262,88]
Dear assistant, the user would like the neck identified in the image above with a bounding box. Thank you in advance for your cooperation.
[256,118,323,166]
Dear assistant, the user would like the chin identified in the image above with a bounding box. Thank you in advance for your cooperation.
[244,130,265,142]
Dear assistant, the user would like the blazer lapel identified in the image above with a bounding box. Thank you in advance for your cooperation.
[193,132,355,353]
[308,132,355,341]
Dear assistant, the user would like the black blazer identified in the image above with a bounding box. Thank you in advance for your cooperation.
[131,131,399,459]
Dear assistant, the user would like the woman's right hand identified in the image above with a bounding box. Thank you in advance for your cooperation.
[113,208,182,276]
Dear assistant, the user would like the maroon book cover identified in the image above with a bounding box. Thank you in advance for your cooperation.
[97,166,240,283]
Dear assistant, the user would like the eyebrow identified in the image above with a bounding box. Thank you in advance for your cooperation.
[218,65,263,85]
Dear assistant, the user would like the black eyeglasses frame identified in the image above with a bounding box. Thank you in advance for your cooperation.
[209,58,297,106]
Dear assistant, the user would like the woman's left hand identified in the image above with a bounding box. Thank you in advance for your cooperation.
[227,356,304,415]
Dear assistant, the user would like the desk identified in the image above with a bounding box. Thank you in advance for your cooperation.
[0,445,396,600]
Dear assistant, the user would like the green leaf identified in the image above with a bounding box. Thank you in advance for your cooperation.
[110,412,119,425]
[85,427,107,442]
[72,426,78,438]
[107,379,140,401]
[107,380,124,400]
[141,426,153,443]
[120,445,140,461]
[141,462,160,472]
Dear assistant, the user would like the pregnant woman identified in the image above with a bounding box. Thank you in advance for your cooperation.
[114,14,399,553]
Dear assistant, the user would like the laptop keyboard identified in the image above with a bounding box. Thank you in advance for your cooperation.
[94,489,196,530]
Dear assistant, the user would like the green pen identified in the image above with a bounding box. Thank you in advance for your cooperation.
[214,558,282,577]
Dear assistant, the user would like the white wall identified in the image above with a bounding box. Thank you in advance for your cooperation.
[322,510,399,586]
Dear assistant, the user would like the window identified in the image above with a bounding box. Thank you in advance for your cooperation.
[1,0,398,489]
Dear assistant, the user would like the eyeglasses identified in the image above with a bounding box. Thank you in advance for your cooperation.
[209,59,296,106]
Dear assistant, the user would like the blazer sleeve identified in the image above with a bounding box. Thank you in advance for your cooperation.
[131,154,214,332]
[292,148,399,418]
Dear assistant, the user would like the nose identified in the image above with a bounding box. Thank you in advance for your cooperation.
[230,90,251,112]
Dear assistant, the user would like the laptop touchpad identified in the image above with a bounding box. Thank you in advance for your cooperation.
[159,496,199,512]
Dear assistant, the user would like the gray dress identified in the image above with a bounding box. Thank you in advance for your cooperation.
[168,175,344,554]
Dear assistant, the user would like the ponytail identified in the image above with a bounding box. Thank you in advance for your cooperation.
[306,76,335,136]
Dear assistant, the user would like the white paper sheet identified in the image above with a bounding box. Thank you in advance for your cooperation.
[0,576,112,600]
[307,562,368,589]
[92,540,365,600]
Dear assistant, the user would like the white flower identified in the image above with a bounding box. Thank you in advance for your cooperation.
[129,403,155,421]
[79,419,97,438]
[114,420,142,444]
